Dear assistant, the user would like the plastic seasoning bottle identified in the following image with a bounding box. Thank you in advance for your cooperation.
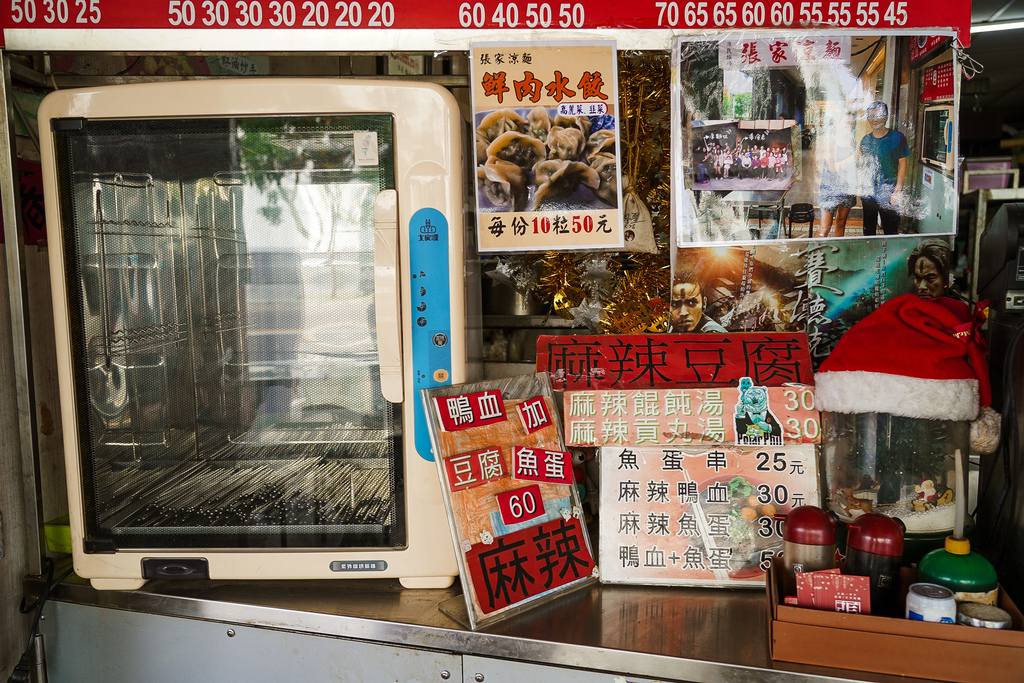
[843,513,906,617]
[777,506,838,598]
[918,536,999,606]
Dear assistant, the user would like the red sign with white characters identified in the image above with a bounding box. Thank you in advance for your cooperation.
[921,61,955,103]
[0,1,971,45]
[465,514,595,614]
[512,446,573,484]
[435,390,507,432]
[496,484,545,525]
[516,395,553,434]
[443,447,508,491]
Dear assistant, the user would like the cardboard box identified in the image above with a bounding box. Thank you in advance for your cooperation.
[767,560,1024,682]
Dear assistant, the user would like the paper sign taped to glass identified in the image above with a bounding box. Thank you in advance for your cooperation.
[422,372,597,630]
[470,41,624,253]
[564,384,820,448]
[599,444,820,587]
[671,31,958,245]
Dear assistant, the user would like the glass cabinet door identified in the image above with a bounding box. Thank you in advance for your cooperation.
[54,115,406,550]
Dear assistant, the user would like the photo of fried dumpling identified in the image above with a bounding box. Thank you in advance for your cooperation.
[585,129,616,161]
[527,106,553,142]
[477,157,529,211]
[476,130,491,165]
[528,159,600,210]
[546,126,587,161]
[589,152,618,206]
[552,114,592,139]
[486,131,546,171]
[477,109,528,144]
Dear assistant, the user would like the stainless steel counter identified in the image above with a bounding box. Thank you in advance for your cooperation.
[42,576,935,683]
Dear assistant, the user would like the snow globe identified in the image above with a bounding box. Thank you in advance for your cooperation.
[815,263,995,562]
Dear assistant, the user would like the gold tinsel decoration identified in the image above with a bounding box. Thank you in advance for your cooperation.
[531,52,674,333]
[534,252,588,320]
[600,254,670,334]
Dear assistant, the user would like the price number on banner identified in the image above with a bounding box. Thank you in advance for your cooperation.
[755,451,788,472]
[458,2,585,28]
[756,547,779,570]
[755,483,789,538]
[654,0,908,26]
[9,0,101,24]
[783,387,819,440]
[165,0,396,26]
[496,484,545,526]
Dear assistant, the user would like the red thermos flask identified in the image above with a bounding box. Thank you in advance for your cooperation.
[844,513,906,616]
[778,505,838,598]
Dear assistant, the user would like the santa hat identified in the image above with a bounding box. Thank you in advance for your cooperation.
[815,293,992,421]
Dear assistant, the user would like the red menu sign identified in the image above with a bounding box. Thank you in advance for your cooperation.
[537,333,814,390]
[921,61,955,103]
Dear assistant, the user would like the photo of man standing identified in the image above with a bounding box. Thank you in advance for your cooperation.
[858,101,908,236]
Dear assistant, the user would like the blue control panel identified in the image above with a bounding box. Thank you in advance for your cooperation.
[409,208,452,461]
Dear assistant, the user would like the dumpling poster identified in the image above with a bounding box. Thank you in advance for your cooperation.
[471,41,624,252]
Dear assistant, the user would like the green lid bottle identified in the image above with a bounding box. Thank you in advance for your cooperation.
[918,536,999,606]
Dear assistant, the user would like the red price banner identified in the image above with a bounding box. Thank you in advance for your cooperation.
[1,0,970,44]
[495,484,545,525]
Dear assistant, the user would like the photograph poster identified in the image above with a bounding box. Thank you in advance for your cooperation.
[672,32,958,245]
[471,41,624,252]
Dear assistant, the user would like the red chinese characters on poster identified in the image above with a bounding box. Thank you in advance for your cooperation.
[512,447,573,485]
[442,447,508,491]
[537,333,814,390]
[718,36,851,71]
[466,514,595,614]
[435,389,507,431]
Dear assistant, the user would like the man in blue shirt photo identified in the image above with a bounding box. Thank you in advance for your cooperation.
[858,101,908,236]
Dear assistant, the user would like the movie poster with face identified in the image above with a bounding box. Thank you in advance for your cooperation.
[671,235,944,367]
[671,32,959,245]
[669,243,805,335]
